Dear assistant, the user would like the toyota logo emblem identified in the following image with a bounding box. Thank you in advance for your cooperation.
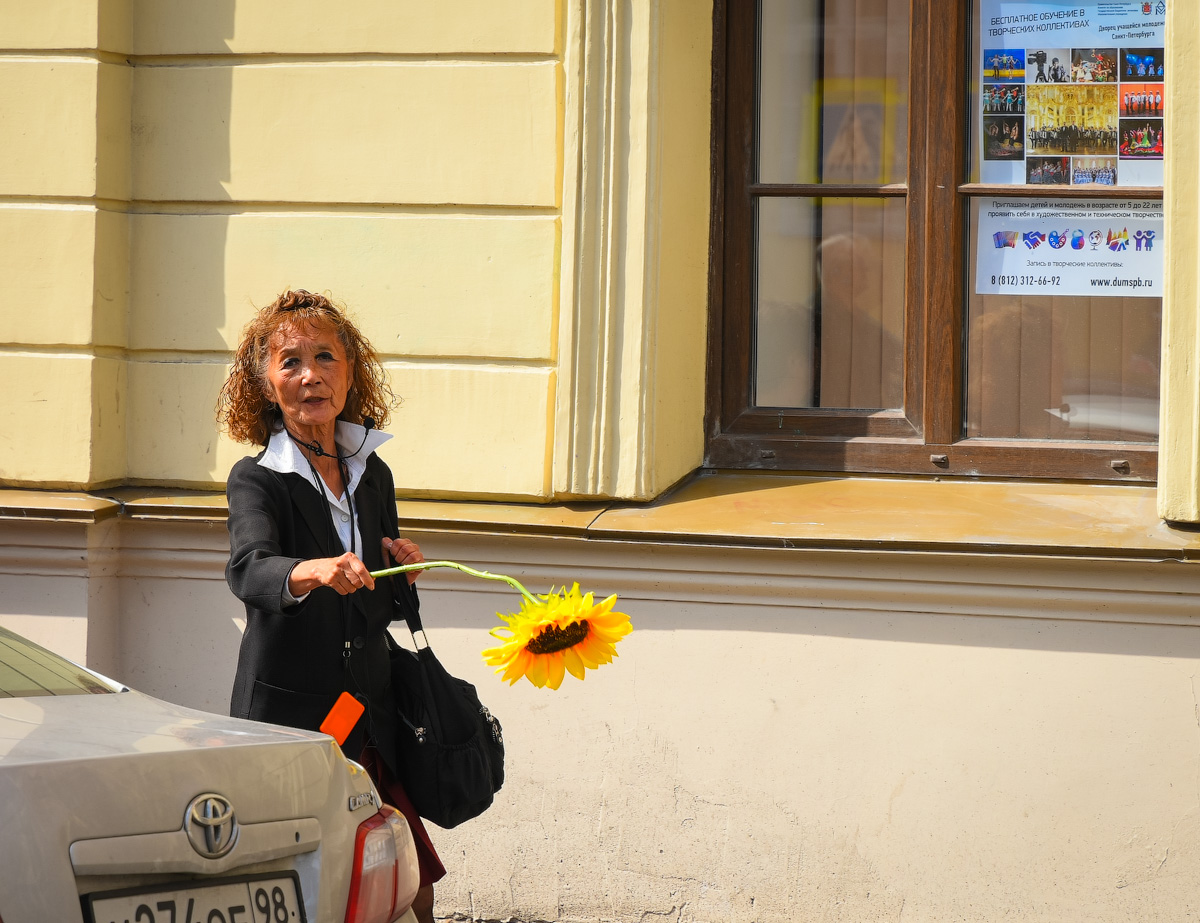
[184,793,239,859]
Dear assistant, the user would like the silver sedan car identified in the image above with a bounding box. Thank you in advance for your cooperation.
[0,625,419,923]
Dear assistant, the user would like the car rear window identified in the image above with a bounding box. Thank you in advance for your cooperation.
[0,627,121,696]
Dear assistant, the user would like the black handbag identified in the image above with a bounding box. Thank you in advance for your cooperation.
[386,600,504,829]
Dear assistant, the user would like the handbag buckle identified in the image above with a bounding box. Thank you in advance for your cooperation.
[481,706,503,744]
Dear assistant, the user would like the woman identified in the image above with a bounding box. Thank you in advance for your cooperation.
[217,289,443,921]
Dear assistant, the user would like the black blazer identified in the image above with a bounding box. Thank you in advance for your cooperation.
[225,450,418,769]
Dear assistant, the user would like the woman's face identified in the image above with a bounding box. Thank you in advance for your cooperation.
[264,322,353,436]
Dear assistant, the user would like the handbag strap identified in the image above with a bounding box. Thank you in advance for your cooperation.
[382,500,429,650]
[391,574,430,650]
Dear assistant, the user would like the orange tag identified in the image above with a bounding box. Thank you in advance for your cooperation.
[319,692,365,745]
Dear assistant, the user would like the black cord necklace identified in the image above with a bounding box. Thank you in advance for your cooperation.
[279,422,384,729]
[295,445,359,681]
[285,428,359,558]
[284,416,374,461]
[280,422,377,696]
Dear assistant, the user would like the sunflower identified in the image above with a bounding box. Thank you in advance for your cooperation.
[481,583,633,689]
[368,561,634,690]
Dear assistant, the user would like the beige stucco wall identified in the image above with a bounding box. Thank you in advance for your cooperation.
[3,0,1194,506]
[0,0,710,501]
[128,0,558,56]
[5,514,1199,922]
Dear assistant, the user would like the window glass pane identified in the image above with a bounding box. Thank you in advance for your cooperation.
[0,626,119,696]
[759,0,909,185]
[756,197,905,409]
[966,200,1160,442]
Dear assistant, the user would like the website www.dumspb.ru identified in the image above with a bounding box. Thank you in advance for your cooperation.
[1090,276,1152,289]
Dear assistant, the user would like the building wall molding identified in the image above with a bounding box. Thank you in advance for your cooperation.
[2,517,1198,630]
[1159,1,1200,521]
[404,530,1200,630]
[555,0,710,500]
[557,0,641,497]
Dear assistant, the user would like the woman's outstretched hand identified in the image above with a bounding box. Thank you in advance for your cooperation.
[383,536,424,584]
[288,552,376,597]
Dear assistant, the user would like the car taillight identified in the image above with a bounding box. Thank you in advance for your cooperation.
[345,804,417,923]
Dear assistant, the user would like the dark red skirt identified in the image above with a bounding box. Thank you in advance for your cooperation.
[360,746,446,888]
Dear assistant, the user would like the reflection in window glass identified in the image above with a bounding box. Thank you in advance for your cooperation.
[759,0,909,185]
[756,198,905,409]
[0,627,118,697]
[965,201,1160,442]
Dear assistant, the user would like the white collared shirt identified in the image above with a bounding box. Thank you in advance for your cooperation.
[259,420,392,604]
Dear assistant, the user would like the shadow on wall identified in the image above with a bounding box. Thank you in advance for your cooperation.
[12,530,1183,713]
[409,576,1200,661]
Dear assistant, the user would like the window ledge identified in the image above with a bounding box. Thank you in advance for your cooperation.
[0,490,121,524]
[581,472,1199,560]
[1,474,1197,560]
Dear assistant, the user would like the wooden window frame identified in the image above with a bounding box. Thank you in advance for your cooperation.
[705,0,1161,482]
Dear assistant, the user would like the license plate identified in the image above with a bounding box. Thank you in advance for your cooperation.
[84,872,306,923]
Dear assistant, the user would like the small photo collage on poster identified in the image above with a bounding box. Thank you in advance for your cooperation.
[981,43,1163,184]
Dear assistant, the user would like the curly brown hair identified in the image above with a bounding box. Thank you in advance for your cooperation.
[216,289,397,446]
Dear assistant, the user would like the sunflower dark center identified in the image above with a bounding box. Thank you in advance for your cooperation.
[526,619,590,655]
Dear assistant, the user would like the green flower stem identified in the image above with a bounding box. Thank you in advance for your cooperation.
[369,560,539,605]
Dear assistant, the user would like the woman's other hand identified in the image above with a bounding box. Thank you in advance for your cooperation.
[288,552,376,596]
[383,536,424,584]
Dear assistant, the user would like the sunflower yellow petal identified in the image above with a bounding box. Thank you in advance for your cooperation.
[588,621,630,640]
[589,609,627,628]
[574,637,606,668]
[500,649,533,685]
[545,653,566,690]
[526,653,549,688]
[562,645,587,680]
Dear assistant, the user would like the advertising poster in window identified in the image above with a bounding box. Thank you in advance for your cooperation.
[979,1,1166,187]
[975,197,1162,296]
[977,1,1165,296]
